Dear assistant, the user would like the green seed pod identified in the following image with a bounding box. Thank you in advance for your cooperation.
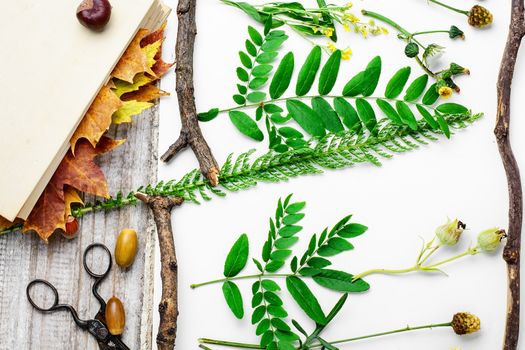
[449,25,465,39]
[477,228,506,252]
[404,42,419,58]
[435,218,465,246]
[115,228,138,268]
[105,296,126,335]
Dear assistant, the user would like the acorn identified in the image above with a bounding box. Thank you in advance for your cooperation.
[76,0,112,31]
[115,229,138,268]
[105,296,126,335]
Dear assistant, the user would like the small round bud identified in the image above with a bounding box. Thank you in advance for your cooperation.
[468,5,493,28]
[404,42,419,58]
[451,312,480,335]
[477,228,506,252]
[449,26,465,40]
[435,218,466,246]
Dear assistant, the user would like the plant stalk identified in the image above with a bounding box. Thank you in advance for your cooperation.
[427,0,469,15]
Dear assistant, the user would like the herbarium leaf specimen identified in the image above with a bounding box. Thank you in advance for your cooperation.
[199,25,477,153]
[194,195,503,349]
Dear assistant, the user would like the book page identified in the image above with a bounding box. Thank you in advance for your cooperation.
[0,0,159,221]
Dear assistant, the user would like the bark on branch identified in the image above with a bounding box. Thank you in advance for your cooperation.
[495,2,525,349]
[135,193,184,350]
[161,0,219,186]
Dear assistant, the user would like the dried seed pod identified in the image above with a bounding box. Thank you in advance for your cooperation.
[76,0,112,31]
[115,228,138,268]
[451,312,481,335]
[105,296,126,335]
[468,5,493,28]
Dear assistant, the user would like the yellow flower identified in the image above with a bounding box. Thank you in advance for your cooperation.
[343,23,351,32]
[439,86,454,99]
[341,47,353,60]
[322,28,334,38]
[381,27,389,35]
[345,2,353,9]
[344,13,360,23]
[327,42,337,53]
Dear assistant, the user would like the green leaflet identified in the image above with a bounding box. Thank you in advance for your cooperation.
[355,98,377,134]
[422,83,440,105]
[416,105,439,130]
[361,56,382,96]
[436,103,469,114]
[333,97,360,130]
[198,108,220,122]
[287,99,326,137]
[223,281,245,319]
[296,46,322,96]
[312,269,370,293]
[376,99,402,125]
[248,26,263,45]
[224,234,249,277]
[312,97,344,133]
[286,276,327,325]
[318,50,341,95]
[395,101,418,131]
[229,111,264,141]
[385,66,411,99]
[404,74,428,102]
[270,52,295,99]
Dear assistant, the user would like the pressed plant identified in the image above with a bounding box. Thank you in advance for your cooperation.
[190,195,498,349]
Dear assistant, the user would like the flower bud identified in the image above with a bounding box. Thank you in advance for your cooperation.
[449,63,469,76]
[404,42,419,58]
[449,25,465,39]
[468,5,493,28]
[477,228,506,252]
[451,312,480,335]
[435,219,466,246]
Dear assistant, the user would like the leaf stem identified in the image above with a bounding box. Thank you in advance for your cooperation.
[190,273,290,289]
[412,30,450,36]
[199,322,452,349]
[427,0,469,15]
[353,246,480,281]
[217,94,438,115]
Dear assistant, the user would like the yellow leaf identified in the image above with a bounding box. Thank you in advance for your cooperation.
[122,84,170,102]
[112,100,154,124]
[143,40,162,69]
[113,73,154,98]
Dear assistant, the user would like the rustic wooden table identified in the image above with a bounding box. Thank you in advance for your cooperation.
[0,108,159,350]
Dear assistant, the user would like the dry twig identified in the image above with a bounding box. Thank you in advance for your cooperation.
[161,0,219,186]
[495,1,525,349]
[135,193,184,350]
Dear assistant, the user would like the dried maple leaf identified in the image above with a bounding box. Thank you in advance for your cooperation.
[112,101,154,124]
[122,85,169,102]
[24,138,123,241]
[70,86,123,152]
[111,29,156,83]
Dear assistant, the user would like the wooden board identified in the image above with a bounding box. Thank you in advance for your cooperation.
[0,106,159,349]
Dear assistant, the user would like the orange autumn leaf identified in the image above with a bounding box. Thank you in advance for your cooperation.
[122,84,169,102]
[112,28,156,83]
[70,86,123,152]
[141,23,174,77]
[24,138,123,240]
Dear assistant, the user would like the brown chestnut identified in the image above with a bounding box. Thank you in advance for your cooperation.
[76,0,112,31]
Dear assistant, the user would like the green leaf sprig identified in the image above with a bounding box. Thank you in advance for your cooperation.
[192,194,370,350]
[194,196,495,349]
[221,0,387,44]
[361,10,469,95]
[200,27,475,151]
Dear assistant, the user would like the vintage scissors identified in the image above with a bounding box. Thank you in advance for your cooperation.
[26,243,130,350]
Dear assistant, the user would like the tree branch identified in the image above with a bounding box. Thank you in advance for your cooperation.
[161,0,219,186]
[135,193,184,350]
[495,1,525,349]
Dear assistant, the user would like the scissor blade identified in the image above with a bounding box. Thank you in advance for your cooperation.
[109,335,131,350]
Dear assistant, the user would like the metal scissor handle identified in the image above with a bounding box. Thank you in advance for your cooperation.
[83,243,112,312]
[26,279,89,329]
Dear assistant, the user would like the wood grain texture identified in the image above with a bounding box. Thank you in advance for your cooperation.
[0,106,159,350]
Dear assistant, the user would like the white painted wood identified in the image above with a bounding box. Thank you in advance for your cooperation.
[0,106,158,350]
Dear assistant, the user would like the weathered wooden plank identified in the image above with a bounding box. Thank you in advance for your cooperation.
[0,106,159,350]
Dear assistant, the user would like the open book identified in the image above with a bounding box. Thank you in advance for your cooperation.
[0,0,170,221]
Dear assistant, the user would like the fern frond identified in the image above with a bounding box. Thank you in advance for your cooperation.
[74,112,481,216]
